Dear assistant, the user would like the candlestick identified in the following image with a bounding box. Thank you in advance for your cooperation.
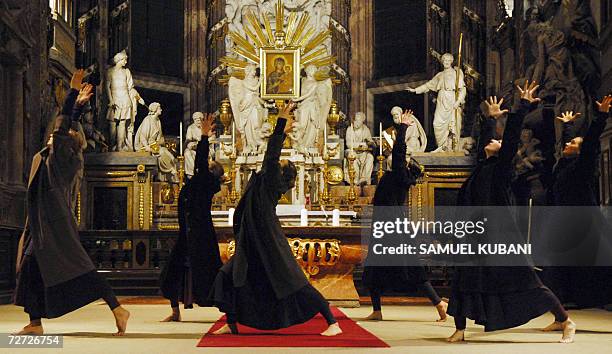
[379,122,383,155]
[347,152,357,205]
[377,155,385,182]
[179,121,183,155]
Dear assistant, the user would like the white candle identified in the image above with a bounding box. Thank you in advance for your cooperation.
[300,208,308,226]
[228,208,235,226]
[232,121,236,153]
[379,122,383,155]
[323,123,327,156]
[332,209,340,226]
[179,121,183,155]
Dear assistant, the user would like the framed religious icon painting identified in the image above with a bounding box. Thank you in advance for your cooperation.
[260,48,301,100]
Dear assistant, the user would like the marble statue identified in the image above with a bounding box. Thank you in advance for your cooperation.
[184,112,203,177]
[228,64,269,154]
[407,53,466,152]
[344,112,374,185]
[106,50,145,151]
[134,103,177,182]
[382,107,427,169]
[293,65,332,155]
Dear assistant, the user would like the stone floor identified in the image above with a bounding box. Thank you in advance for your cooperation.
[0,298,611,354]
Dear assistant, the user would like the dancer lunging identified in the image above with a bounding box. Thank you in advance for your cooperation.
[209,102,341,336]
[447,82,575,344]
[14,70,130,336]
[159,114,224,321]
[362,109,447,322]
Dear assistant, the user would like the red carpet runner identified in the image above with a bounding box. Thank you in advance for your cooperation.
[197,307,389,348]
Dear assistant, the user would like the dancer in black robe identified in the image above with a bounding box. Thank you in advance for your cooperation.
[159,114,224,321]
[447,82,575,344]
[362,110,447,322]
[209,102,342,336]
[540,95,612,316]
[13,70,130,336]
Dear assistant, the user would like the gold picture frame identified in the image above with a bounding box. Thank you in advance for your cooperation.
[260,47,301,100]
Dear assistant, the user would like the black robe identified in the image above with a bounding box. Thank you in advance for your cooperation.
[209,118,327,330]
[159,136,222,307]
[362,123,427,292]
[541,108,612,308]
[14,90,110,318]
[448,100,557,332]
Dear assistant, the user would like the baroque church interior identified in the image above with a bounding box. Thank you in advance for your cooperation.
[0,0,611,353]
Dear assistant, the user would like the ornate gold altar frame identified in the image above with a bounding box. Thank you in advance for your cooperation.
[260,47,301,100]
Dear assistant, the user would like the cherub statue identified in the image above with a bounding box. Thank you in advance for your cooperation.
[293,65,333,155]
[228,64,269,154]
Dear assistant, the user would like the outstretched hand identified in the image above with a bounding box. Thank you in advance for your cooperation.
[401,109,415,126]
[70,69,86,90]
[516,80,541,104]
[76,84,94,107]
[279,101,297,134]
[596,95,612,114]
[202,113,216,136]
[556,111,581,124]
[484,96,509,119]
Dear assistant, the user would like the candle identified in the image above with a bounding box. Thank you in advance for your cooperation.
[228,208,235,226]
[300,208,308,226]
[232,121,236,153]
[179,121,183,155]
[379,122,383,155]
[323,123,327,156]
[332,209,340,226]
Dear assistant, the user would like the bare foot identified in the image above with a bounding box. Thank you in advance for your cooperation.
[321,323,342,336]
[160,313,181,322]
[112,306,130,336]
[363,311,382,321]
[14,324,44,335]
[212,324,238,335]
[542,321,563,332]
[559,319,576,343]
[436,300,448,322]
[446,329,465,343]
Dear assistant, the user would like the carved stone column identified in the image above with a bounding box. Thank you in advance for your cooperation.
[349,1,373,119]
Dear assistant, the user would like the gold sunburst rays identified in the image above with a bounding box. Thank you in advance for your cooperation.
[221,0,336,76]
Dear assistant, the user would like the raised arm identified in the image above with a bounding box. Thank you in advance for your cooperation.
[499,81,541,169]
[577,96,612,169]
[391,123,408,172]
[49,70,93,184]
[478,96,509,161]
[194,113,216,176]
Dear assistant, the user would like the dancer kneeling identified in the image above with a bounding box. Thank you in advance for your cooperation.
[209,102,341,336]
[447,82,575,344]
[14,70,130,336]
[362,109,447,322]
[159,113,224,322]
